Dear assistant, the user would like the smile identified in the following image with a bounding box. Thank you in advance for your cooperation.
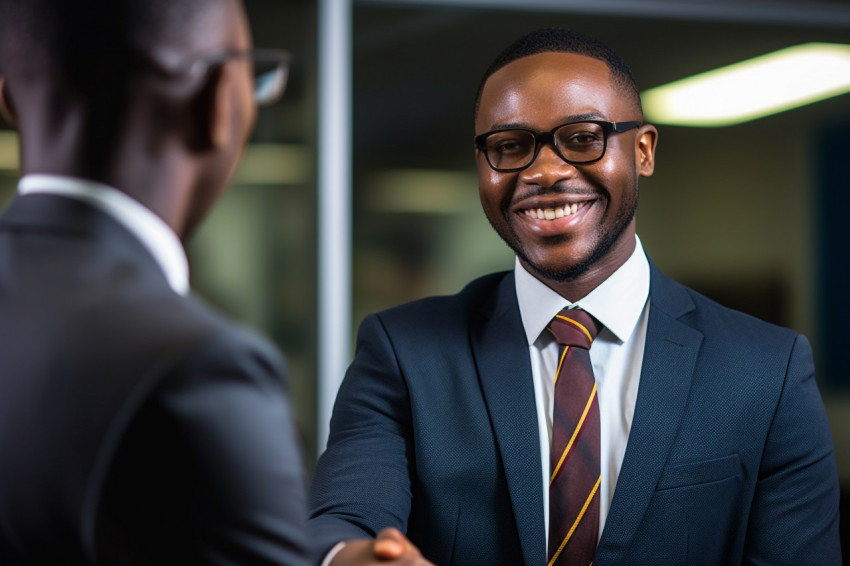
[521,201,590,220]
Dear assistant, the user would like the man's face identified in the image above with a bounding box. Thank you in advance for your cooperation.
[475,52,656,289]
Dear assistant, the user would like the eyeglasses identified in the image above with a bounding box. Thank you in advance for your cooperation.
[147,48,291,106]
[182,48,291,106]
[474,120,641,172]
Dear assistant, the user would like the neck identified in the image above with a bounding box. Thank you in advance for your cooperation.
[525,229,637,303]
[17,109,197,238]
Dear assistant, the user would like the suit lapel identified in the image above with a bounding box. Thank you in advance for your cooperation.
[595,263,703,564]
[471,273,545,566]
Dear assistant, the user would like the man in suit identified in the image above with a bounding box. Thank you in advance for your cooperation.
[309,28,842,565]
[0,0,310,564]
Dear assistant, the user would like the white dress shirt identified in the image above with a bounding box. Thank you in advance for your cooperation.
[18,174,189,296]
[515,236,650,541]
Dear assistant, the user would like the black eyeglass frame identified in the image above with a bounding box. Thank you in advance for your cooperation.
[183,48,291,106]
[146,48,292,106]
[474,120,642,173]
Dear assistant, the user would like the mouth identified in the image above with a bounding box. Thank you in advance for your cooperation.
[520,201,590,220]
[510,196,598,237]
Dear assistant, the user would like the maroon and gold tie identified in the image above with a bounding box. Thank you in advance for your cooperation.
[547,308,601,566]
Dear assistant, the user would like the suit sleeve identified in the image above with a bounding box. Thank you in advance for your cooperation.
[308,313,415,558]
[95,331,310,566]
[743,334,842,565]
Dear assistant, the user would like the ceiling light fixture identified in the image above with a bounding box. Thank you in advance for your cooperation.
[642,43,850,127]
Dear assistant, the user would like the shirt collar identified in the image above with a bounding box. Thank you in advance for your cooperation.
[18,174,190,295]
[515,235,650,345]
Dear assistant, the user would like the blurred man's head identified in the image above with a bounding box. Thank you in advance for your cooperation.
[0,0,262,237]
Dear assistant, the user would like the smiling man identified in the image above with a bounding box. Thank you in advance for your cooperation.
[309,28,841,566]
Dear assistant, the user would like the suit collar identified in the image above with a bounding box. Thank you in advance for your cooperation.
[595,261,703,563]
[0,192,174,292]
[17,175,188,295]
[645,259,697,320]
[514,236,651,346]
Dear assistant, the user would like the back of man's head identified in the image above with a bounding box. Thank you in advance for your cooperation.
[0,0,254,235]
[0,0,240,145]
[0,0,219,79]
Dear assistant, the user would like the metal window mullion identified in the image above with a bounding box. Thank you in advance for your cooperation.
[317,0,352,453]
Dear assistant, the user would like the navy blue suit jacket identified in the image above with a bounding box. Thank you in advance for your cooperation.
[310,265,841,565]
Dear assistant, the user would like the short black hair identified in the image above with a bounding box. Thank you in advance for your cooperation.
[0,0,231,179]
[473,27,642,120]
[0,0,221,77]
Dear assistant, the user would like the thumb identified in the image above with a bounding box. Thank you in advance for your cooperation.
[372,527,407,559]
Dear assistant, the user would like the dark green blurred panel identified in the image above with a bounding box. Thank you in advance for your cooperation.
[817,121,850,389]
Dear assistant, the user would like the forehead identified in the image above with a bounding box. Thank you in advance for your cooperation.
[476,52,624,131]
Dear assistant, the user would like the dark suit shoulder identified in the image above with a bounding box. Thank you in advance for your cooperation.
[651,263,800,348]
[76,277,283,378]
[682,282,800,349]
[93,300,306,566]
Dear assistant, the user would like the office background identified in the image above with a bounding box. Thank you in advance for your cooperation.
[0,0,846,549]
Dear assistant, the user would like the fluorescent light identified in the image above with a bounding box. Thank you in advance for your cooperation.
[0,131,19,171]
[642,43,850,127]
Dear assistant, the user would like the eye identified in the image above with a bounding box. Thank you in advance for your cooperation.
[495,140,522,154]
[487,132,533,156]
[562,130,603,146]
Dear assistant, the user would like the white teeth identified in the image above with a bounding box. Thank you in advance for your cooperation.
[525,202,584,220]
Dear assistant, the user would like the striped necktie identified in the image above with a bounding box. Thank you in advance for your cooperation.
[547,308,601,566]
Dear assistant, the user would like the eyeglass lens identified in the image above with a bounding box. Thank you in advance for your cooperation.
[254,64,288,106]
[482,121,609,171]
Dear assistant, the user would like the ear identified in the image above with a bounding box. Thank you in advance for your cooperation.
[636,123,658,177]
[193,65,232,151]
[0,76,19,129]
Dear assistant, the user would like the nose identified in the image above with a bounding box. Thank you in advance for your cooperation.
[518,143,578,186]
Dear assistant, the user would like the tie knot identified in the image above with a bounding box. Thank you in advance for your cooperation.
[548,308,600,349]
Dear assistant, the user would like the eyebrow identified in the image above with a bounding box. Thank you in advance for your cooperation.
[486,112,608,131]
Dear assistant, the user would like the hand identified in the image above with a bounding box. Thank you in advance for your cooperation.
[330,527,435,565]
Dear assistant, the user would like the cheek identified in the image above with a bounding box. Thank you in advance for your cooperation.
[594,150,637,196]
[596,149,628,179]
[476,154,518,215]
[476,154,495,182]
[477,162,501,204]
[478,177,513,216]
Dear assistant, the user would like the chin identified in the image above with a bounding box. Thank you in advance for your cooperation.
[516,236,616,283]
[524,257,593,283]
